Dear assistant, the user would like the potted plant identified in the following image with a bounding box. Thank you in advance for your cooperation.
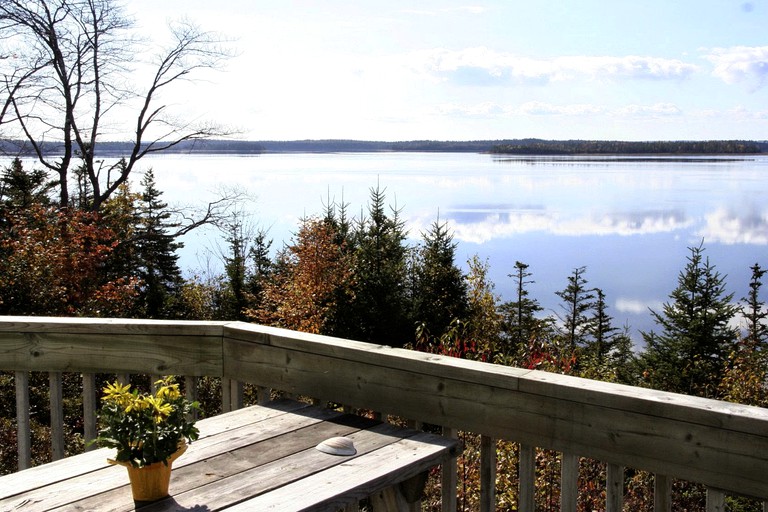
[95,376,200,503]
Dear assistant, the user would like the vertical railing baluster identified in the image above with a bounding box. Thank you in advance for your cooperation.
[518,444,535,512]
[560,452,578,512]
[654,474,672,512]
[49,372,65,461]
[441,427,457,512]
[479,435,496,512]
[15,371,31,470]
[231,380,244,410]
[257,385,270,405]
[706,488,725,512]
[606,463,624,512]
[185,376,199,421]
[82,373,97,451]
[221,377,232,413]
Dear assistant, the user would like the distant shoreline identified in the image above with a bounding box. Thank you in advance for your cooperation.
[2,138,766,156]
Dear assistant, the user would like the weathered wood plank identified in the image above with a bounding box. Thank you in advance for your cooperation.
[480,436,496,512]
[0,400,314,500]
[0,316,228,336]
[707,488,726,512]
[49,372,65,461]
[441,427,458,512]
[654,474,672,512]
[225,432,459,512]
[518,444,535,512]
[82,373,97,450]
[0,331,222,375]
[222,323,531,390]
[15,371,31,471]
[561,452,578,512]
[62,412,378,512]
[606,463,624,512]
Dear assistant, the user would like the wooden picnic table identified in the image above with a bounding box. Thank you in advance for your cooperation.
[0,399,460,511]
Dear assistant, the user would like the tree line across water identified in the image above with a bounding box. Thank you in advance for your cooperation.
[1,156,767,509]
[2,138,766,156]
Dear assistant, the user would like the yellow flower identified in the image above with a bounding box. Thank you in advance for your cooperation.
[125,396,149,413]
[101,381,132,407]
[145,395,174,422]
[156,383,181,401]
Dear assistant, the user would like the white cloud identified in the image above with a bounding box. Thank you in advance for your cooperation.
[616,297,664,314]
[697,207,768,245]
[408,47,698,86]
[517,101,605,116]
[704,45,768,89]
[613,103,682,117]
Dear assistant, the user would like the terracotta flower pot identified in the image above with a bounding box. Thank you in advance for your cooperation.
[109,443,187,503]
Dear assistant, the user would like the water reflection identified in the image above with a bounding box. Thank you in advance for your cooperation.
[420,207,692,243]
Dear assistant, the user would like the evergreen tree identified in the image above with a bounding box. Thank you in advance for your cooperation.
[640,243,739,397]
[0,158,54,209]
[412,217,468,338]
[222,217,250,320]
[246,228,274,310]
[500,261,544,355]
[348,186,411,346]
[586,288,620,365]
[555,266,596,354]
[134,170,183,318]
[741,263,768,348]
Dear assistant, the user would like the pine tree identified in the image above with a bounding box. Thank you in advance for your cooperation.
[246,228,274,310]
[640,243,739,397]
[500,261,544,355]
[348,185,411,346]
[555,266,596,354]
[222,218,250,320]
[0,158,54,209]
[742,263,768,348]
[134,169,183,318]
[586,288,620,365]
[412,217,468,338]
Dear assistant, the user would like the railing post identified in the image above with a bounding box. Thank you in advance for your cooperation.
[49,372,65,460]
[441,427,457,512]
[561,452,578,512]
[518,444,535,512]
[82,373,97,450]
[479,435,496,512]
[706,488,725,512]
[606,463,624,512]
[15,371,31,470]
[654,474,672,512]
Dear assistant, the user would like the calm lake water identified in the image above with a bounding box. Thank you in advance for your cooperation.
[9,152,768,341]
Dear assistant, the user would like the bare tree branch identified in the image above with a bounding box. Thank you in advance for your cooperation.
[0,0,234,211]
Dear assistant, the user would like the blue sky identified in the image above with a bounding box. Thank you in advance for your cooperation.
[130,0,768,141]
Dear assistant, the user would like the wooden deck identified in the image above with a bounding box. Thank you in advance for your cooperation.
[0,400,460,511]
[3,316,768,511]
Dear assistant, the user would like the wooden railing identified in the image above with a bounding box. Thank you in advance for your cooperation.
[2,316,768,511]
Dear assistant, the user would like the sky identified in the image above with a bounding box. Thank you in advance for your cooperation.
[126,0,768,142]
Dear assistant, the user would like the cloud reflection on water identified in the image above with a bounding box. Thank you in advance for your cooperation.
[417,205,694,244]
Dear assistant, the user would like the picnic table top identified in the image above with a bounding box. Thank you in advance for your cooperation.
[0,399,460,511]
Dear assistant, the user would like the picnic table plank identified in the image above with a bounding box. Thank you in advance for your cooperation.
[231,432,459,511]
[139,422,418,511]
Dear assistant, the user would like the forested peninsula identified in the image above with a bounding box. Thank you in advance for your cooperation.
[2,138,766,156]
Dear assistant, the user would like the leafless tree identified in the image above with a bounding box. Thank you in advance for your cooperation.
[0,0,233,210]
